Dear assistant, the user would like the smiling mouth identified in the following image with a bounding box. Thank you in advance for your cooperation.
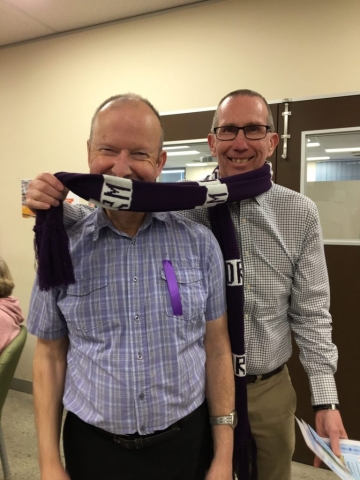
[229,157,251,164]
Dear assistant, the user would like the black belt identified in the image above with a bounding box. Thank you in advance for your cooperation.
[90,404,200,449]
[246,364,284,384]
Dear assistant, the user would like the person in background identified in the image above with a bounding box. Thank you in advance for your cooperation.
[26,94,234,480]
[26,89,347,480]
[0,256,24,354]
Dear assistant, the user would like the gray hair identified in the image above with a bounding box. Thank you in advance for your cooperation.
[211,89,275,132]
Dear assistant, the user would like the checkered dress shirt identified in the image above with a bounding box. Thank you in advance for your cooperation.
[183,183,339,405]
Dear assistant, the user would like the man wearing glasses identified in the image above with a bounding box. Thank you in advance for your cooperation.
[183,89,346,480]
[26,89,347,480]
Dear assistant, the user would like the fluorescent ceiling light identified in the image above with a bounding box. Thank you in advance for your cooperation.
[162,169,185,173]
[164,146,189,151]
[307,156,330,160]
[325,147,360,153]
[166,150,200,156]
[186,162,218,167]
[186,163,208,167]
[306,142,320,147]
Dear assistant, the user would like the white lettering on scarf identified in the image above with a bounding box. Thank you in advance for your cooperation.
[225,259,243,286]
[233,354,246,377]
[99,175,133,210]
[197,180,229,206]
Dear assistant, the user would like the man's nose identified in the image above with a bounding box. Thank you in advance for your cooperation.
[232,129,249,148]
[110,153,132,177]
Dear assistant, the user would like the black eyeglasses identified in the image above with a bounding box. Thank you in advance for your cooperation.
[213,125,271,141]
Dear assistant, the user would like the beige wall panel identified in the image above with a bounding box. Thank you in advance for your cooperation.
[1,0,360,381]
[185,166,215,181]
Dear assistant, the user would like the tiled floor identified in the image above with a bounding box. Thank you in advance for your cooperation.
[1,390,338,480]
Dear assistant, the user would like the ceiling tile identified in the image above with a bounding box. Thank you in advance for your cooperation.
[0,0,208,46]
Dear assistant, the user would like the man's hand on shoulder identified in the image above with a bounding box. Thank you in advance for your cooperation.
[314,409,348,467]
[26,172,68,211]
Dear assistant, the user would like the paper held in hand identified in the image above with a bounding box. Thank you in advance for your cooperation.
[296,417,360,480]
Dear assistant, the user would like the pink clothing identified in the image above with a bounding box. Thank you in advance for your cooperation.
[0,296,24,354]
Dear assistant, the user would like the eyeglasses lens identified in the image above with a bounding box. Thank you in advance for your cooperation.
[216,126,268,140]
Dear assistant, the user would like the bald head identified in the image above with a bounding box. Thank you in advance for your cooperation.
[89,93,164,151]
[211,89,275,132]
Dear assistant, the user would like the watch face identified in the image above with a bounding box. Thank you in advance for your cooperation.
[232,410,238,428]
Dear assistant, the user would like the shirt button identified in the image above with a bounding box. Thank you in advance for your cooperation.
[245,251,250,257]
[132,239,136,245]
[241,218,247,225]
[245,284,251,291]
[133,276,138,282]
[244,314,249,321]
[137,353,143,360]
[134,314,140,322]
[139,393,144,400]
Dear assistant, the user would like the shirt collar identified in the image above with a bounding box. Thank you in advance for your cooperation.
[92,208,169,241]
[254,181,274,205]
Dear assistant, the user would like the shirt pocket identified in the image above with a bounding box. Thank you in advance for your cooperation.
[60,277,108,333]
[160,267,206,321]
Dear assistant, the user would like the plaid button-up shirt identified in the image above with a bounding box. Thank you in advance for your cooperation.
[28,208,226,434]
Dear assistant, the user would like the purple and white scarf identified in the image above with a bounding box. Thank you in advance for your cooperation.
[206,165,258,478]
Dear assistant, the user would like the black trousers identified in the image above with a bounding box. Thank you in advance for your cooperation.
[63,402,213,480]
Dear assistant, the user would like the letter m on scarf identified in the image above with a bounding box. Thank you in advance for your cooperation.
[100,176,133,209]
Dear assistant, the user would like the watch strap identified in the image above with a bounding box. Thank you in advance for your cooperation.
[209,415,233,426]
[209,410,238,429]
[312,403,339,412]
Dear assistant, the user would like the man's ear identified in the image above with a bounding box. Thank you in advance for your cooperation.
[87,140,91,167]
[155,150,167,177]
[207,133,217,158]
[268,132,279,157]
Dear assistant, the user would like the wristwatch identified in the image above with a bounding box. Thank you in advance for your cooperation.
[209,410,238,430]
[312,404,339,412]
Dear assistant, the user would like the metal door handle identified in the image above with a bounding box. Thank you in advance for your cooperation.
[281,99,292,159]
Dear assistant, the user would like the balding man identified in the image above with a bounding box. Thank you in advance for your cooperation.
[182,89,347,479]
[27,94,235,480]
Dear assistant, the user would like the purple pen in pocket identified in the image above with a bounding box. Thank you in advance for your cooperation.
[162,260,183,316]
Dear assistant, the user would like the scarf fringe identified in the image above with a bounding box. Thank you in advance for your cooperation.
[34,205,75,291]
[234,439,258,480]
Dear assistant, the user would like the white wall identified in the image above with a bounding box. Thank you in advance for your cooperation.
[185,166,216,181]
[1,0,360,382]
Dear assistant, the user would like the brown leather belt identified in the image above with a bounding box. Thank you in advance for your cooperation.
[246,364,284,384]
[90,403,201,449]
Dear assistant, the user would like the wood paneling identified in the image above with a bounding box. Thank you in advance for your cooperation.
[277,95,360,465]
